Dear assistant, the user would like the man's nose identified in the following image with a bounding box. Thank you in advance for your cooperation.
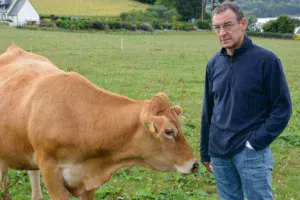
[219,27,227,36]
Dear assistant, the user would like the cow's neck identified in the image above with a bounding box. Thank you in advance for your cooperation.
[62,101,150,193]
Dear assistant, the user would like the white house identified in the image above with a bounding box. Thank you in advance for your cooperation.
[295,27,300,35]
[0,0,39,26]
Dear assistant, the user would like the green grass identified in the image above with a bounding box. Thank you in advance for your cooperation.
[0,24,299,199]
[30,0,149,16]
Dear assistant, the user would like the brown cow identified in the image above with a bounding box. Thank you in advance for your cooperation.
[0,44,198,200]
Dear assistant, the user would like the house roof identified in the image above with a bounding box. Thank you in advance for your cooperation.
[8,0,26,16]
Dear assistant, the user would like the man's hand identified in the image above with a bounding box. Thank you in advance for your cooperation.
[202,162,213,174]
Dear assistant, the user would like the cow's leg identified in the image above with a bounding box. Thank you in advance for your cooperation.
[80,189,95,200]
[38,157,69,200]
[28,170,43,200]
[0,160,11,200]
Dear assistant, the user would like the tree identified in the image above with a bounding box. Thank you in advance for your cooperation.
[134,0,156,4]
[156,0,206,21]
[175,0,204,21]
[246,15,258,31]
[155,0,176,8]
[262,15,295,34]
[218,0,235,3]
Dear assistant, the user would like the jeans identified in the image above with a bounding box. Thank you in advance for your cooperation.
[211,147,274,200]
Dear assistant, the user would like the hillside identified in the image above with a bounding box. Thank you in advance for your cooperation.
[236,0,300,17]
[30,0,149,16]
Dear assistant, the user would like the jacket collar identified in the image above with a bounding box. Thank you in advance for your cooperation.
[219,35,252,57]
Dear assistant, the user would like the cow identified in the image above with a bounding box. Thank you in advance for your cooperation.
[0,44,198,200]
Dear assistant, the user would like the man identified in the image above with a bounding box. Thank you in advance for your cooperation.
[200,1,292,200]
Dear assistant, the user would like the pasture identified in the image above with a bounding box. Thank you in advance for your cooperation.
[0,24,299,199]
[30,0,148,16]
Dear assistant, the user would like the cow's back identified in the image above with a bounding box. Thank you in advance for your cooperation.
[0,44,62,169]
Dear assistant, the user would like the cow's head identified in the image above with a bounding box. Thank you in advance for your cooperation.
[139,93,198,175]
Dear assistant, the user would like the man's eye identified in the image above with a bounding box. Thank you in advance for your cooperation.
[214,26,220,30]
[224,23,233,28]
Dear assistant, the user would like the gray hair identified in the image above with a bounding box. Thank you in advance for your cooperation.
[212,1,244,22]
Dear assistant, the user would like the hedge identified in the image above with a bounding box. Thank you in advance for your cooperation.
[247,31,293,40]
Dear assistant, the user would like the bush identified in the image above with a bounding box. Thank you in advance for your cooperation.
[130,24,137,31]
[4,19,13,23]
[58,20,70,29]
[108,20,121,29]
[70,21,84,30]
[293,34,300,40]
[91,21,104,30]
[262,14,295,34]
[40,18,55,28]
[104,24,110,30]
[247,31,293,40]
[152,20,161,30]
[55,19,62,26]
[50,14,59,21]
[161,23,172,30]
[121,22,131,30]
[140,23,153,31]
[196,19,211,30]
[82,20,92,29]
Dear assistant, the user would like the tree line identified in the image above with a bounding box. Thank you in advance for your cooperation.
[133,0,234,21]
[134,0,300,19]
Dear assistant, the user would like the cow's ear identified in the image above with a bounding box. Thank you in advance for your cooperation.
[147,116,166,138]
[172,106,183,117]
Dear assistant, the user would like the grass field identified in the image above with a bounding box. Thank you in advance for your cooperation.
[30,0,149,16]
[0,24,299,199]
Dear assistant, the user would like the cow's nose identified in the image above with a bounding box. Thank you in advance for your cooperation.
[192,161,199,173]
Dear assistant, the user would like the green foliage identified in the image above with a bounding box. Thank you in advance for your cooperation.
[155,0,176,8]
[58,20,70,29]
[246,15,258,31]
[155,0,209,21]
[290,18,300,26]
[140,23,153,31]
[175,0,204,21]
[91,21,105,30]
[196,19,211,30]
[134,0,156,4]
[120,5,178,25]
[4,19,13,23]
[238,0,300,17]
[247,31,293,39]
[40,18,56,28]
[130,24,138,31]
[293,34,300,40]
[262,15,295,34]
[107,20,121,30]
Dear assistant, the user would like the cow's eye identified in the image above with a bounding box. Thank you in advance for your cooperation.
[164,129,175,139]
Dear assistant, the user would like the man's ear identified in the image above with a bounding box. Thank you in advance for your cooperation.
[146,116,166,138]
[241,17,247,31]
[171,106,183,117]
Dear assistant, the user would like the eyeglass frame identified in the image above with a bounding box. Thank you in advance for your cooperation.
[213,22,240,33]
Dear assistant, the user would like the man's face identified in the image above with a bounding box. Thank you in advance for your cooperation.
[212,9,247,50]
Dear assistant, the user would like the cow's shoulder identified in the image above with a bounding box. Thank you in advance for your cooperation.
[1,44,60,74]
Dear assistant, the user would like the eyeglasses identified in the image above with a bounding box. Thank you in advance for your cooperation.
[213,22,238,33]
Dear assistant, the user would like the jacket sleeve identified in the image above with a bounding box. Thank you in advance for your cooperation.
[248,57,292,150]
[200,64,214,162]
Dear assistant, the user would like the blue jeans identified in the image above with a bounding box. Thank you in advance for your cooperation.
[211,147,274,200]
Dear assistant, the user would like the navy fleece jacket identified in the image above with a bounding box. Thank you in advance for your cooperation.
[200,36,292,162]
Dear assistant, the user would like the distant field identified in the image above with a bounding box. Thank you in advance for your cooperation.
[30,0,149,16]
[0,25,299,199]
